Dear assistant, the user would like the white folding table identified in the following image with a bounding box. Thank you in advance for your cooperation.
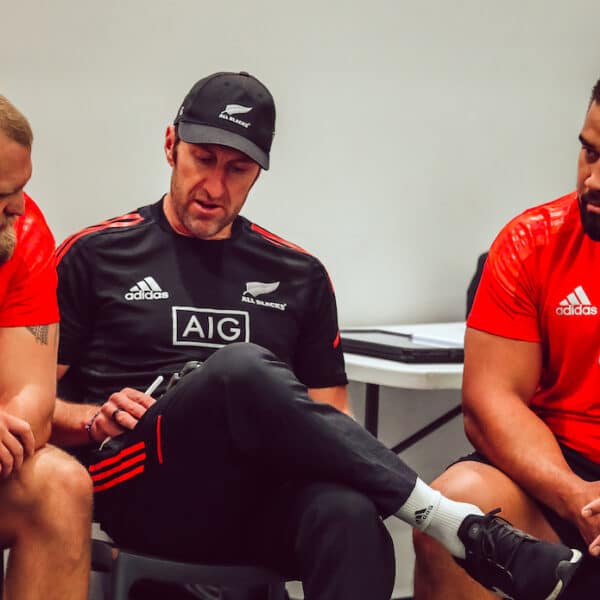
[343,322,465,453]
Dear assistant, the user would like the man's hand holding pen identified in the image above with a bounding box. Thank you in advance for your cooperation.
[86,376,163,446]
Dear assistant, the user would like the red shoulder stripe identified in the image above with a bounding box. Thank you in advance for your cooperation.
[250,223,336,293]
[250,222,336,293]
[56,211,145,263]
[250,223,311,256]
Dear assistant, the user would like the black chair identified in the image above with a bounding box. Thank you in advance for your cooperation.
[466,252,488,317]
[92,539,289,600]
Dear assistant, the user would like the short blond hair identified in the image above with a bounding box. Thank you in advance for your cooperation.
[0,96,33,148]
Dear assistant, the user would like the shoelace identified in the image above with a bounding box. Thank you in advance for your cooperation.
[472,508,526,570]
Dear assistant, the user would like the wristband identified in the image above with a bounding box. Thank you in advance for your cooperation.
[84,409,102,441]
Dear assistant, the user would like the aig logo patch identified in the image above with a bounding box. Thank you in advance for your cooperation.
[172,307,250,348]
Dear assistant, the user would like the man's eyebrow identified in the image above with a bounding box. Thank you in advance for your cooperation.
[190,144,215,154]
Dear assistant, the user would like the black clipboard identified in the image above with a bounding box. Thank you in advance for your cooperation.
[341,329,464,363]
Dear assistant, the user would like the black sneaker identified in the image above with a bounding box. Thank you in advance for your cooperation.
[456,508,582,600]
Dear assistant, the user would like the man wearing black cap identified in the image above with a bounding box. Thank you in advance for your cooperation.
[51,72,582,600]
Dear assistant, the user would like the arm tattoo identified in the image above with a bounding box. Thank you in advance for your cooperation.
[26,325,49,345]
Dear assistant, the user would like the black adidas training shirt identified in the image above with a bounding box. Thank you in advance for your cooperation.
[56,198,347,405]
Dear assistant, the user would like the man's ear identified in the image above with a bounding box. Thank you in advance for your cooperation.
[165,125,176,166]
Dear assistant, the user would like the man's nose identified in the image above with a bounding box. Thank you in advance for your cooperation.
[2,192,25,218]
[203,168,226,199]
[585,161,600,191]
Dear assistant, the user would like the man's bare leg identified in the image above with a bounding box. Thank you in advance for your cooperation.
[413,461,562,600]
[0,445,92,600]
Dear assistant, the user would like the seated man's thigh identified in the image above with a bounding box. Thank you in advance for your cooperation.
[436,459,600,598]
[433,460,560,542]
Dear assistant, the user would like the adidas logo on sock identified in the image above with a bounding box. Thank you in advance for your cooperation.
[555,285,597,316]
[124,276,169,301]
[414,505,434,525]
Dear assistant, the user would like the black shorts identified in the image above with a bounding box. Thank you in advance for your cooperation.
[453,444,600,598]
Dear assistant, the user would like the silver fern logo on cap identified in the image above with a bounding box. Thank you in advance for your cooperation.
[218,104,253,128]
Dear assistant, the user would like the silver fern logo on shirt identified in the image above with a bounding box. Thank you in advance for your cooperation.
[241,281,287,311]
[125,276,169,301]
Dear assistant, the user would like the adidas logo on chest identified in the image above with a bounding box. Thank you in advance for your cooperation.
[555,285,598,316]
[124,276,169,301]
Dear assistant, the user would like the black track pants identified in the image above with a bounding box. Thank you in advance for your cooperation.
[87,343,418,600]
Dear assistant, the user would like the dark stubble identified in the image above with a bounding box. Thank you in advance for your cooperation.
[0,222,16,265]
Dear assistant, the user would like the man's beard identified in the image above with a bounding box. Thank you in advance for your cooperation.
[0,224,16,265]
[578,192,600,241]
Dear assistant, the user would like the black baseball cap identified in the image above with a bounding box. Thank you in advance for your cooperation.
[174,71,276,170]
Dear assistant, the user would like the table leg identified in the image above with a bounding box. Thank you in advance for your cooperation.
[391,404,462,454]
[364,383,380,436]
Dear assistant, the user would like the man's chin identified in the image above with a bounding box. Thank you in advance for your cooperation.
[578,199,600,241]
[581,213,600,241]
[185,218,233,241]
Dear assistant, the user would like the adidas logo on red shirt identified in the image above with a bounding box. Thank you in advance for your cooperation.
[555,285,598,316]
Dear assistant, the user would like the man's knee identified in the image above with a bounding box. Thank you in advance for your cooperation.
[430,461,508,508]
[202,342,296,411]
[0,446,91,550]
[431,461,554,537]
[432,464,479,496]
[16,447,92,528]
[207,342,277,381]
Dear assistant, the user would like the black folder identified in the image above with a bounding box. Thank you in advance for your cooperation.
[341,329,464,363]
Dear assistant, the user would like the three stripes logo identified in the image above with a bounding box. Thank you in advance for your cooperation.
[555,285,598,316]
[124,276,169,301]
[89,442,146,493]
[414,505,433,525]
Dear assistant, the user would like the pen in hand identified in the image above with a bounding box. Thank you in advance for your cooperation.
[144,375,164,397]
[99,375,164,451]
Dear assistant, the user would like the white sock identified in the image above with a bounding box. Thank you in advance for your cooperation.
[394,478,484,558]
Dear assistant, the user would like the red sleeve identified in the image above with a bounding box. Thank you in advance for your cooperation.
[467,211,542,342]
[0,194,59,327]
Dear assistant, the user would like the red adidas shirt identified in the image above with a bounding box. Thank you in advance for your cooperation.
[0,193,59,327]
[468,191,600,463]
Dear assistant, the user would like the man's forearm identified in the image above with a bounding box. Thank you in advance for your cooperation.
[51,398,99,447]
[0,324,59,449]
[464,398,583,521]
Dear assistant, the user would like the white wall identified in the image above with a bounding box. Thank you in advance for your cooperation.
[7,5,598,595]
[3,0,600,325]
